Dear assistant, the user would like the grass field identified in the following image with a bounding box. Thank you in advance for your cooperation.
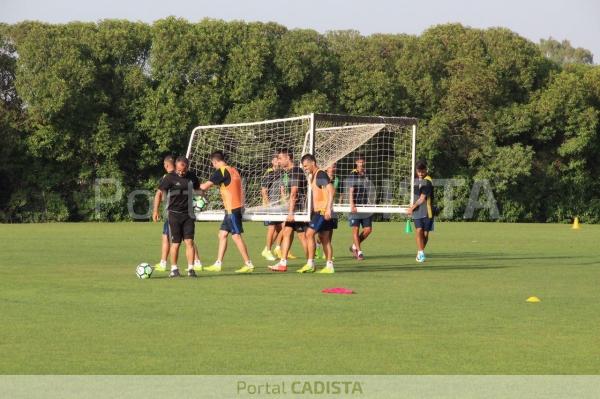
[1,221,599,375]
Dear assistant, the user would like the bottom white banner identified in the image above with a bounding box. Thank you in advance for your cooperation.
[1,375,599,399]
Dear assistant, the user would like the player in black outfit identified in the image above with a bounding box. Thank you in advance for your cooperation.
[157,157,200,277]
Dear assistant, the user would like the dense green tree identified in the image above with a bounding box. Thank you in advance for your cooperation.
[539,38,593,66]
[0,23,28,221]
[275,28,337,115]
[10,20,151,220]
[1,20,598,222]
[332,32,410,116]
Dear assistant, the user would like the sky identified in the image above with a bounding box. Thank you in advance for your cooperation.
[2,0,599,61]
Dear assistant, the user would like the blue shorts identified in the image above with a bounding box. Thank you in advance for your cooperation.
[220,208,244,235]
[162,220,170,235]
[349,215,373,228]
[414,217,434,232]
[308,213,337,233]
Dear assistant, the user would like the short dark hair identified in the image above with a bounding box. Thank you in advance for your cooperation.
[163,155,175,165]
[210,150,225,162]
[278,148,293,160]
[415,160,427,171]
[300,153,316,163]
[175,156,189,166]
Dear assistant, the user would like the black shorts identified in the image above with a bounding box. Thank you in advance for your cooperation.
[349,215,373,228]
[284,221,308,233]
[220,208,244,235]
[168,211,195,243]
[414,217,434,232]
[263,221,281,227]
[308,212,337,233]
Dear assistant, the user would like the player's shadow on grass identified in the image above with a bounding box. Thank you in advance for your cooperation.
[149,262,509,279]
[149,252,524,279]
[332,263,511,273]
[366,252,586,262]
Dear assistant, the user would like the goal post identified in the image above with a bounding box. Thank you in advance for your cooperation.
[186,115,314,221]
[313,113,417,215]
[186,113,417,221]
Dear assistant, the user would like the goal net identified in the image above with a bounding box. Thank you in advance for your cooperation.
[186,113,417,221]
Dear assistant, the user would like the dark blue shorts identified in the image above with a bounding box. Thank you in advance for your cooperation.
[414,217,434,232]
[220,208,244,235]
[349,215,373,228]
[162,220,170,235]
[308,213,336,233]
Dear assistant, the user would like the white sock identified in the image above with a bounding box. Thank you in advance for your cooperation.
[170,264,178,271]
[187,264,194,271]
[418,250,424,256]
[326,261,334,269]
[352,244,356,250]
[214,260,222,266]
[275,245,281,251]
[160,260,167,267]
[194,259,202,266]
[280,259,287,266]
[307,259,315,267]
[358,250,363,256]
[245,260,254,267]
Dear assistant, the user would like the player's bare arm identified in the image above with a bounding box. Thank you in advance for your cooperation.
[287,186,298,221]
[152,190,163,222]
[199,181,214,192]
[324,182,334,220]
[261,187,269,206]
[408,193,427,216]
[349,186,357,213]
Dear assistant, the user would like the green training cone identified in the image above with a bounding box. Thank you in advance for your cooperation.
[404,219,413,234]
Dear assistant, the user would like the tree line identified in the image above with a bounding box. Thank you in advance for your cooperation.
[0,18,598,222]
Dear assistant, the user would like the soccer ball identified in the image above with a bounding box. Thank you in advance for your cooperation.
[136,263,153,279]
[193,194,208,212]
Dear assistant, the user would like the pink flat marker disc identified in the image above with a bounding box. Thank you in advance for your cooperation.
[321,287,355,294]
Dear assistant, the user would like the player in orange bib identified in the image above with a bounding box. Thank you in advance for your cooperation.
[199,151,254,273]
[297,154,336,274]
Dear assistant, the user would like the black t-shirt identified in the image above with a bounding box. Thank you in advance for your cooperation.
[158,171,200,213]
[209,168,231,186]
[347,169,371,205]
[413,176,434,219]
[282,166,307,211]
[261,168,282,201]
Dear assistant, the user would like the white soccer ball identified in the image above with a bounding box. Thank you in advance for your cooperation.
[193,194,208,212]
[136,263,153,279]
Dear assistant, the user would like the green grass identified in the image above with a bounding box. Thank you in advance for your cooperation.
[1,222,599,374]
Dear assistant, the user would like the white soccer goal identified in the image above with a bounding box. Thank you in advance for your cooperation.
[186,113,417,221]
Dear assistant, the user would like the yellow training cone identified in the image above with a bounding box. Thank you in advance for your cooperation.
[526,296,541,303]
[572,217,580,229]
